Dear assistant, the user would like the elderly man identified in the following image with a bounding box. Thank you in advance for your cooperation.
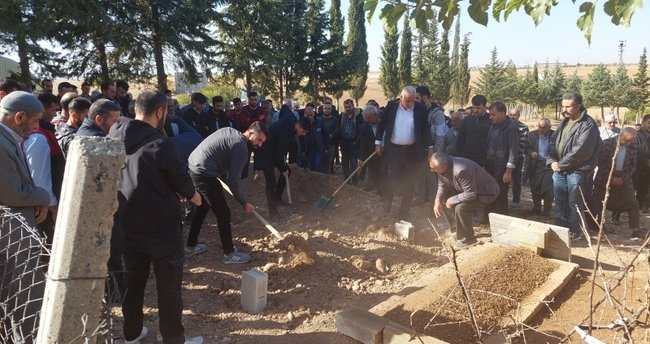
[508,108,529,208]
[358,104,382,192]
[593,128,640,235]
[547,92,600,241]
[599,114,621,140]
[375,86,432,220]
[527,118,555,216]
[0,91,51,343]
[484,101,519,217]
[431,153,500,249]
[443,110,464,156]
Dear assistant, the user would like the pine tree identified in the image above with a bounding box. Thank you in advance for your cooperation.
[412,25,426,86]
[323,0,349,102]
[346,0,369,105]
[502,61,520,104]
[474,47,507,102]
[421,14,439,86]
[457,34,472,106]
[449,18,461,108]
[565,70,582,93]
[542,62,566,116]
[379,25,400,100]
[582,64,613,119]
[610,63,630,119]
[430,28,451,104]
[629,48,649,117]
[0,1,62,89]
[519,66,539,107]
[398,16,413,88]
[303,0,330,103]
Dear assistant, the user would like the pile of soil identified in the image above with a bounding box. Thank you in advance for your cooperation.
[383,246,558,343]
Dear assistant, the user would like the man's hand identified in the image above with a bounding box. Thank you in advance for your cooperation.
[189,191,202,206]
[445,199,454,209]
[551,162,561,172]
[612,177,623,186]
[530,151,538,160]
[243,203,254,213]
[375,144,383,157]
[49,205,58,224]
[503,169,512,184]
[34,205,48,225]
[433,199,442,218]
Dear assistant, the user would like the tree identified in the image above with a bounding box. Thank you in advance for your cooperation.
[323,0,350,103]
[502,61,520,104]
[303,0,330,103]
[455,33,472,106]
[346,0,369,105]
[379,25,400,99]
[398,16,412,88]
[430,28,451,104]
[582,63,613,119]
[365,0,643,43]
[0,1,62,89]
[411,22,426,86]
[449,18,461,108]
[629,48,649,119]
[565,70,582,94]
[610,63,630,119]
[474,47,507,103]
[542,62,566,117]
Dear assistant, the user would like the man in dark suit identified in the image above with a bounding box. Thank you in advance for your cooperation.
[527,118,554,216]
[430,153,500,249]
[375,86,432,220]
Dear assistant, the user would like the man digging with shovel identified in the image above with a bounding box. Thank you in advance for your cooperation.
[186,122,268,263]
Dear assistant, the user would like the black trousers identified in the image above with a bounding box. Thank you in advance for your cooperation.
[187,171,234,255]
[484,159,509,216]
[635,171,650,208]
[383,144,419,216]
[261,163,286,216]
[122,226,185,344]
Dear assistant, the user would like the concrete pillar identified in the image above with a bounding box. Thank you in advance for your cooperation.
[241,269,268,314]
[37,137,124,343]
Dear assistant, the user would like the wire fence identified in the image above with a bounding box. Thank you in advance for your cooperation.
[0,205,117,343]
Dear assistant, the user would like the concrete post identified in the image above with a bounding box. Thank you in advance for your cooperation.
[37,137,124,343]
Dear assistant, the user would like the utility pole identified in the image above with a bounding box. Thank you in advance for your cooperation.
[618,40,626,64]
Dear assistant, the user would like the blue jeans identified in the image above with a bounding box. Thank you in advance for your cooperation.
[552,171,586,233]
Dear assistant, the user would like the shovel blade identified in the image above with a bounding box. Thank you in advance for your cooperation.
[314,195,333,210]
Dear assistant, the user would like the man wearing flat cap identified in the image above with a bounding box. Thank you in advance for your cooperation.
[0,91,51,342]
[0,91,50,224]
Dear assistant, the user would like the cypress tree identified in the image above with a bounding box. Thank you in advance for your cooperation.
[449,18,461,108]
[379,25,400,99]
[303,0,330,102]
[398,16,412,88]
[430,28,451,104]
[324,0,349,102]
[629,48,649,117]
[412,24,426,86]
[346,0,368,105]
[457,34,471,106]
[475,47,506,103]
[582,63,613,119]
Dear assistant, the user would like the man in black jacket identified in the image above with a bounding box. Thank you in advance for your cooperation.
[77,98,121,137]
[257,115,311,219]
[456,95,491,167]
[375,86,432,220]
[108,90,203,344]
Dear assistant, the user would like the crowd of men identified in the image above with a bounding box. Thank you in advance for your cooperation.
[2,75,650,342]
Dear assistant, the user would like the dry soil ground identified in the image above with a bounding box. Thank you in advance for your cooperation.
[110,118,650,343]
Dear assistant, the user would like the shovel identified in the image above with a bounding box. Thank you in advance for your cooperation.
[217,178,285,240]
[315,151,378,210]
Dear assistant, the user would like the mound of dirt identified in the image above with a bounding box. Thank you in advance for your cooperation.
[383,246,558,343]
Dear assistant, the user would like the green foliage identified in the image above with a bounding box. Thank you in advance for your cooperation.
[379,25,400,99]
[365,0,644,43]
[457,34,472,106]
[541,62,566,114]
[474,47,509,103]
[565,70,582,93]
[430,29,451,104]
[398,16,413,88]
[323,0,350,101]
[628,48,649,115]
[303,0,330,103]
[610,63,630,114]
[347,0,369,104]
[582,63,613,118]
[449,19,461,106]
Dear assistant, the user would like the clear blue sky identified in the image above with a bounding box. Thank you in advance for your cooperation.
[339,1,650,71]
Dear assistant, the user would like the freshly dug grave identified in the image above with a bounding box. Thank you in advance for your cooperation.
[382,246,558,343]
